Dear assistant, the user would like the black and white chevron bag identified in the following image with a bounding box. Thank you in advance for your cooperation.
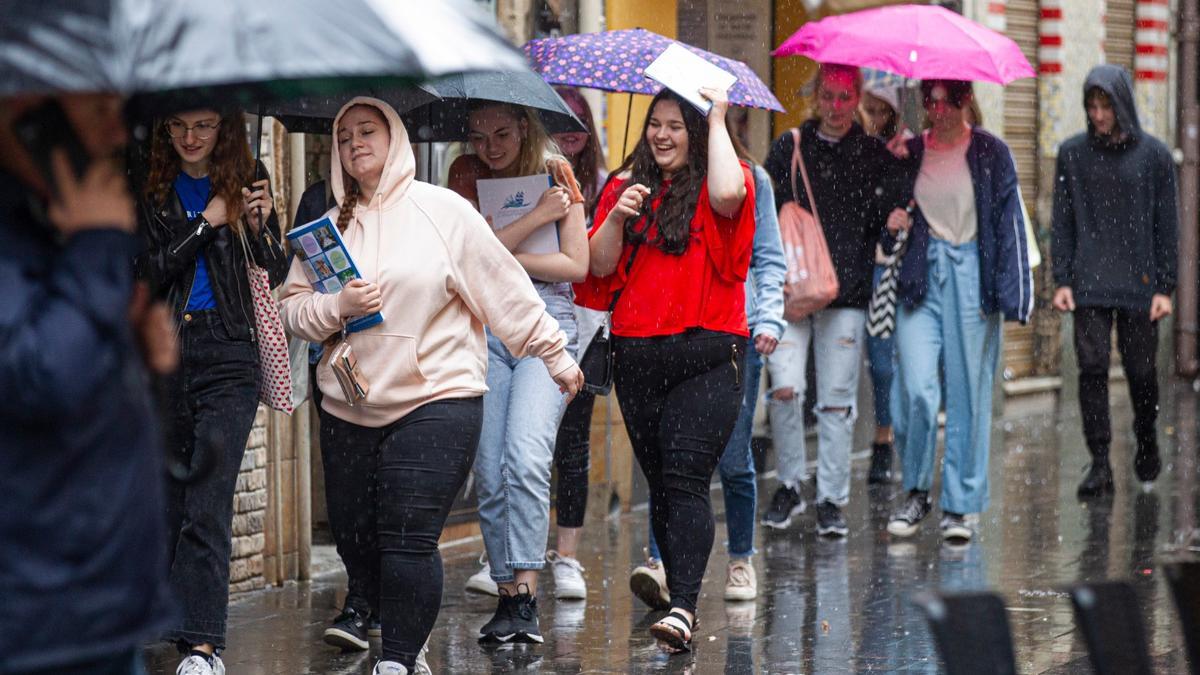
[866,228,909,339]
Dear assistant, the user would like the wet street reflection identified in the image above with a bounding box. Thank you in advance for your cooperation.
[145,386,1197,673]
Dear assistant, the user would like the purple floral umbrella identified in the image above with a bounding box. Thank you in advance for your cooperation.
[524,28,784,112]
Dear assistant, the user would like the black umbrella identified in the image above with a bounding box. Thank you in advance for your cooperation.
[266,85,443,135]
[0,0,526,111]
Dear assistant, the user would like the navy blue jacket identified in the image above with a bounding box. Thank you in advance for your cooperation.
[0,172,172,671]
[883,128,1034,323]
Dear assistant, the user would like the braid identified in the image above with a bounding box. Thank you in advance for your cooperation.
[335,182,361,232]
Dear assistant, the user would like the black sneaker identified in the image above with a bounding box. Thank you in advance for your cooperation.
[867,442,893,484]
[1077,460,1114,498]
[761,484,806,529]
[1135,436,1161,483]
[887,490,931,537]
[815,500,848,537]
[507,585,544,644]
[323,607,370,651]
[478,590,515,643]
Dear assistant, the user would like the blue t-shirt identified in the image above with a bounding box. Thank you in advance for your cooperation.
[174,173,217,311]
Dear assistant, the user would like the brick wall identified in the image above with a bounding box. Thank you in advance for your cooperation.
[230,405,269,595]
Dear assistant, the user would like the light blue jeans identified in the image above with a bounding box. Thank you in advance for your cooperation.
[892,238,1000,515]
[766,307,865,506]
[476,290,577,583]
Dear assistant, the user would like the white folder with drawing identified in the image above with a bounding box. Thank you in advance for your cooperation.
[477,173,560,256]
[643,43,738,115]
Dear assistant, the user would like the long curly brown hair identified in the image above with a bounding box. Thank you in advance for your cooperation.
[612,90,709,256]
[143,109,255,233]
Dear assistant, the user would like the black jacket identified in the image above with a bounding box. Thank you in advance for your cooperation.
[136,163,289,340]
[1051,64,1178,310]
[764,120,903,309]
[0,172,172,671]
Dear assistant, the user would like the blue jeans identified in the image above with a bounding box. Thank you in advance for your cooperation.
[892,239,1000,514]
[867,264,895,429]
[648,337,761,560]
[766,308,865,505]
[475,293,576,583]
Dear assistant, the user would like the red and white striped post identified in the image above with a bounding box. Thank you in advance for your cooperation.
[1039,0,1063,75]
[1135,0,1170,136]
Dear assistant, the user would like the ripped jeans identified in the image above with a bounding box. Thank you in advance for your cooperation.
[765,308,865,505]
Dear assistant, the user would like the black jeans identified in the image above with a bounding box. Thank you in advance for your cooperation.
[1074,306,1159,454]
[320,398,482,670]
[553,390,595,528]
[613,329,744,613]
[160,309,260,649]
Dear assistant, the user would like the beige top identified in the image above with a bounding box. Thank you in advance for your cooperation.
[279,97,574,428]
[914,131,977,245]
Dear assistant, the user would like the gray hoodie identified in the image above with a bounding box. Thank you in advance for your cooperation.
[1051,64,1178,310]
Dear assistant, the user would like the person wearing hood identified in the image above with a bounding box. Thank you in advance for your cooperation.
[1051,64,1177,498]
[446,100,589,643]
[279,97,582,675]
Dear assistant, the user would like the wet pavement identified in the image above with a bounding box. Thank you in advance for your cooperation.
[145,383,1199,674]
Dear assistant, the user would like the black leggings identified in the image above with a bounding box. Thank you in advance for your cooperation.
[1073,306,1159,453]
[320,398,482,670]
[613,330,744,613]
[553,390,595,528]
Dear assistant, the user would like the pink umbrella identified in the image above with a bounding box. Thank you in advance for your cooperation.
[774,4,1035,85]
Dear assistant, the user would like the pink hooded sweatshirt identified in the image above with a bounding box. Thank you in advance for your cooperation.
[279,97,575,427]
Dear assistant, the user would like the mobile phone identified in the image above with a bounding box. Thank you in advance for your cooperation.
[12,100,92,198]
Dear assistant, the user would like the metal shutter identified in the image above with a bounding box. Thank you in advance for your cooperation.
[1000,0,1040,379]
[1105,0,1136,71]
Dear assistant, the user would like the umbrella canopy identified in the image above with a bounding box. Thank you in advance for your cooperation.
[266,85,442,135]
[524,28,784,112]
[774,4,1035,85]
[0,0,526,106]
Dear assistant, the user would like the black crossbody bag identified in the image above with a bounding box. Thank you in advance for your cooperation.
[578,240,642,395]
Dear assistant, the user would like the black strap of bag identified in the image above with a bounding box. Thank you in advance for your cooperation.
[579,239,642,395]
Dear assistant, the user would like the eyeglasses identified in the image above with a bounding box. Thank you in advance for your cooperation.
[165,119,221,140]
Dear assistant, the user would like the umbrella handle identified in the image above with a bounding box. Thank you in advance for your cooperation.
[620,93,633,163]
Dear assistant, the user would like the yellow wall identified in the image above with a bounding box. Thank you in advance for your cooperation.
[603,0,677,171]
[772,0,818,135]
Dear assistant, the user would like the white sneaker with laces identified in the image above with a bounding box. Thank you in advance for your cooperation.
[724,558,758,601]
[465,553,499,596]
[372,660,408,675]
[546,550,587,600]
[176,654,225,675]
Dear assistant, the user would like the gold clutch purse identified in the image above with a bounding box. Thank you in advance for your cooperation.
[329,329,369,406]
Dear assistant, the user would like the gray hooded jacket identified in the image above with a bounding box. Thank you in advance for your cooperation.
[1051,64,1178,310]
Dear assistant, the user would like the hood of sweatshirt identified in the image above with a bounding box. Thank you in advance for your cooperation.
[1083,64,1142,146]
[330,96,415,211]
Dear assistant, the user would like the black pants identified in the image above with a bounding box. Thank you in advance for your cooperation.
[553,390,595,528]
[320,398,482,670]
[1074,306,1159,454]
[613,330,744,613]
[161,310,260,649]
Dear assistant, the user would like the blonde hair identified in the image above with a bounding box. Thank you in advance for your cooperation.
[471,102,566,176]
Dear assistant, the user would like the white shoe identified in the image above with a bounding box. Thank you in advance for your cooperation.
[629,557,671,610]
[546,550,587,600]
[372,660,408,675]
[724,559,758,601]
[413,640,432,675]
[176,654,225,675]
[465,553,499,596]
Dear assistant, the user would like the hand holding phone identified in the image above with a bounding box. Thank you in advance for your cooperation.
[242,179,273,232]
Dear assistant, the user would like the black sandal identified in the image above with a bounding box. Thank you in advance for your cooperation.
[649,610,694,653]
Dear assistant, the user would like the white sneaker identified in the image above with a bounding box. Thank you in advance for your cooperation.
[465,553,499,596]
[724,559,758,601]
[413,640,432,675]
[372,660,408,675]
[546,550,587,600]
[629,557,671,610]
[176,654,225,675]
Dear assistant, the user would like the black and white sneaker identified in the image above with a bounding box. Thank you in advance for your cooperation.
[507,585,544,644]
[323,606,370,651]
[940,512,975,544]
[478,590,515,643]
[887,490,932,537]
[815,500,849,537]
[761,484,806,529]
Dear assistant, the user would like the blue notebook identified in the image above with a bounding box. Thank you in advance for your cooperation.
[286,216,383,333]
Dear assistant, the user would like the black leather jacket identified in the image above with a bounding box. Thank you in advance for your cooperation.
[135,165,288,343]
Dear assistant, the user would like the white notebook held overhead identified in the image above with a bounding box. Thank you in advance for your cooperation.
[643,43,738,115]
[476,173,561,255]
